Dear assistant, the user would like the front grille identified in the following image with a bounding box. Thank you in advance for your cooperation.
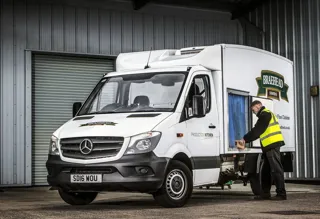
[60,136,124,160]
[69,167,116,174]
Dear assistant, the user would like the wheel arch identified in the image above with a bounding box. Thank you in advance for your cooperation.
[171,152,194,173]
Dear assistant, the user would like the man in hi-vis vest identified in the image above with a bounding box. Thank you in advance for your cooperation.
[238,100,287,200]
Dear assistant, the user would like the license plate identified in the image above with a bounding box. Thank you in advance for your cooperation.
[70,174,102,183]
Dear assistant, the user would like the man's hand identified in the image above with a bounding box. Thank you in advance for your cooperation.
[235,139,245,150]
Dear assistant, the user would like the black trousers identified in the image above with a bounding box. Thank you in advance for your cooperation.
[261,147,286,196]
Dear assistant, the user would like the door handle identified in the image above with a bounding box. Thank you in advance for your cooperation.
[209,125,216,129]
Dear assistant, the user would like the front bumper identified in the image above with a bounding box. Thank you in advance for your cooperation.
[46,152,169,193]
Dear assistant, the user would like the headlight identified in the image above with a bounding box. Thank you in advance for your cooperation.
[124,132,161,155]
[49,136,60,155]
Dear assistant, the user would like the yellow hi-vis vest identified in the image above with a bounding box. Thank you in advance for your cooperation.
[260,108,284,147]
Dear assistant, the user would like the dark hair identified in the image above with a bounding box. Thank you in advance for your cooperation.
[250,100,262,108]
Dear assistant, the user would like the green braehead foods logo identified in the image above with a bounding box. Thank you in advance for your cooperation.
[256,70,289,102]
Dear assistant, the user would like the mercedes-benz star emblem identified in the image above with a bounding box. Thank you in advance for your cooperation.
[79,139,94,155]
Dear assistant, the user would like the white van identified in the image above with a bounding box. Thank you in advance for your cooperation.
[46,44,295,208]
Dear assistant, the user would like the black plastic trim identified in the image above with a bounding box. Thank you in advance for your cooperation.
[73,116,95,121]
[192,156,221,169]
[244,152,294,174]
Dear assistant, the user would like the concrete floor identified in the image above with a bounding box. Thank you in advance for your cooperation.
[0,183,320,219]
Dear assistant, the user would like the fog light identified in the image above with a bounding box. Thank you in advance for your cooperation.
[140,168,148,174]
[135,167,151,175]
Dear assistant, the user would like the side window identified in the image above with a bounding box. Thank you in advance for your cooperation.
[185,75,211,117]
[194,76,210,113]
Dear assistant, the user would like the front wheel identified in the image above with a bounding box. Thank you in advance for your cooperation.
[153,160,193,208]
[58,189,98,205]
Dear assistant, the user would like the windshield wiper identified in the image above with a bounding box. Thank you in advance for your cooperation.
[85,111,118,115]
[83,108,170,115]
[132,109,161,112]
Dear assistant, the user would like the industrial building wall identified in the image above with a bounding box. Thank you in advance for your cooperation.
[247,0,320,179]
[0,0,243,186]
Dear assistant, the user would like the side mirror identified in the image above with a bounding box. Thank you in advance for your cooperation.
[192,95,206,118]
[73,102,82,117]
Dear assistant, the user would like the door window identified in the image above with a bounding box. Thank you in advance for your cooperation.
[185,75,211,118]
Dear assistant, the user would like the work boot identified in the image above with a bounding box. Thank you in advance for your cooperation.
[271,194,287,200]
[253,194,271,200]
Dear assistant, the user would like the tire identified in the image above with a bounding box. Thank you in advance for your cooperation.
[153,160,193,208]
[248,155,265,196]
[251,158,276,196]
[248,173,261,196]
[58,189,98,205]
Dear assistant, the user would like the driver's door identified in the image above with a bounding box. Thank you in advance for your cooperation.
[184,71,220,186]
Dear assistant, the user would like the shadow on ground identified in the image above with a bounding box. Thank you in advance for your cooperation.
[37,191,254,212]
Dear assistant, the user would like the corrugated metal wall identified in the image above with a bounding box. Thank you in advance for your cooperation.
[0,0,242,185]
[32,54,115,185]
[247,0,320,179]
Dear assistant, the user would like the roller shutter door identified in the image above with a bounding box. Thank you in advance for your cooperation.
[32,54,114,185]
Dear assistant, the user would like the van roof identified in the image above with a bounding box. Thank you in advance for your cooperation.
[115,44,293,72]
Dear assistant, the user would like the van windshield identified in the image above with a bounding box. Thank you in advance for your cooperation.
[78,72,188,115]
